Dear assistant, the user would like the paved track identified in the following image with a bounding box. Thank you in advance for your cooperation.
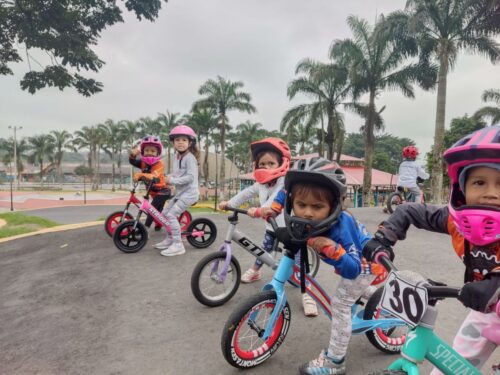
[0,208,497,374]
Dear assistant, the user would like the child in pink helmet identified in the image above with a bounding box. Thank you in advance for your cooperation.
[155,125,200,256]
[130,135,171,231]
[364,125,500,374]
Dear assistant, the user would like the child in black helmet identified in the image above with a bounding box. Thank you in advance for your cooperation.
[260,157,386,375]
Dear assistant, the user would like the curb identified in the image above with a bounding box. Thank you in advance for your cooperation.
[0,221,104,244]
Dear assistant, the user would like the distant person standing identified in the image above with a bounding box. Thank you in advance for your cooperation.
[397,146,429,202]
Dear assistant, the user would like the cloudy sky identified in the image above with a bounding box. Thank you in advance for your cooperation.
[0,0,498,158]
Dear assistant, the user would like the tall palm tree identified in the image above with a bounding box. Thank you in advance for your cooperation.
[156,111,181,173]
[28,134,55,187]
[474,89,500,125]
[72,126,103,190]
[232,121,265,172]
[194,76,256,190]
[50,130,73,183]
[187,107,218,181]
[386,0,500,203]
[281,59,352,162]
[2,137,30,187]
[99,120,123,191]
[138,116,163,137]
[331,15,437,206]
[119,120,141,186]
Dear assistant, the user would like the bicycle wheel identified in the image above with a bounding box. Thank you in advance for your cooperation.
[386,192,403,214]
[113,221,148,253]
[221,290,291,369]
[186,218,217,248]
[178,210,192,232]
[363,287,407,354]
[104,210,133,237]
[191,252,241,307]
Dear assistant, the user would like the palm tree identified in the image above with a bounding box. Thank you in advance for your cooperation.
[72,126,104,190]
[194,76,256,191]
[187,107,218,182]
[2,137,30,187]
[50,130,73,184]
[474,89,500,125]
[118,120,141,185]
[331,15,437,206]
[99,120,123,191]
[156,111,181,173]
[230,121,265,172]
[281,59,352,162]
[386,0,500,203]
[28,134,55,187]
[138,116,163,137]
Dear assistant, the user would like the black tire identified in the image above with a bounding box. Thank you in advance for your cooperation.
[113,221,148,253]
[363,287,407,354]
[221,290,291,369]
[104,210,133,237]
[186,218,217,248]
[191,252,241,307]
[386,192,403,214]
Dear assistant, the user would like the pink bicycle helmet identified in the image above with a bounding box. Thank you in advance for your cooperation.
[250,137,291,184]
[402,145,418,159]
[169,124,197,143]
[443,125,500,246]
[140,135,163,166]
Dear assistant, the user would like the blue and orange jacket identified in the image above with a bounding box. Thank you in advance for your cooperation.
[378,203,500,281]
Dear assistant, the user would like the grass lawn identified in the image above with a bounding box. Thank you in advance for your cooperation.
[0,212,59,239]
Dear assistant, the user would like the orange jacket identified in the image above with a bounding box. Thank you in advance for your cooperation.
[129,157,170,196]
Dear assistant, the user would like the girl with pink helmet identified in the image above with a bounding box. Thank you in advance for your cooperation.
[154,124,200,256]
[130,135,171,231]
[363,125,500,374]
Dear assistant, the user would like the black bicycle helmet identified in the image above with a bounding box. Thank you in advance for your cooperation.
[284,157,347,241]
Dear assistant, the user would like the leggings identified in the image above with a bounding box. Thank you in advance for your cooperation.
[162,197,195,243]
[254,231,276,268]
[145,194,169,228]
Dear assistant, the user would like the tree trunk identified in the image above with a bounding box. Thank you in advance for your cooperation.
[220,118,226,200]
[118,149,123,190]
[40,161,44,188]
[430,50,448,204]
[326,113,334,160]
[336,128,344,164]
[319,117,325,157]
[111,151,116,192]
[362,90,376,207]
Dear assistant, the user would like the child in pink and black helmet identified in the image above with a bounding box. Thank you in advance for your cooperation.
[364,125,500,374]
[154,124,200,256]
[129,135,171,231]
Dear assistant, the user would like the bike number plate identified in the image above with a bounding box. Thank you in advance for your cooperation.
[380,271,428,327]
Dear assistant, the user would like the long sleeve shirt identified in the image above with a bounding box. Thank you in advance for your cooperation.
[397,160,429,188]
[128,156,170,196]
[168,152,199,202]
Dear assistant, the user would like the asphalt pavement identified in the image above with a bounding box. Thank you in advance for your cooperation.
[0,208,497,375]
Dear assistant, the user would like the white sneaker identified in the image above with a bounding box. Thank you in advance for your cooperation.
[160,242,186,257]
[154,238,173,250]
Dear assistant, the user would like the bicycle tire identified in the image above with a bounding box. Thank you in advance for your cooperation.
[113,221,148,253]
[363,287,407,354]
[186,218,217,248]
[104,210,134,237]
[221,290,291,369]
[386,192,403,214]
[191,251,241,307]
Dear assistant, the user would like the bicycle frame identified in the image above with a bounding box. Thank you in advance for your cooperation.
[259,251,405,341]
[386,305,480,375]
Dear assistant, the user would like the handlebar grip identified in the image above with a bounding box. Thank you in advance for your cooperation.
[151,177,160,184]
[225,206,248,215]
[374,252,397,272]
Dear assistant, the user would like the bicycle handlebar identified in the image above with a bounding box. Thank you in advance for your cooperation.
[225,206,249,215]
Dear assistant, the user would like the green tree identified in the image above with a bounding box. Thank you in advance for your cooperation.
[50,130,72,183]
[331,15,437,206]
[1,0,168,96]
[1,137,30,186]
[72,125,104,190]
[28,134,55,186]
[99,120,123,191]
[387,0,500,203]
[226,121,265,172]
[194,76,256,190]
[474,89,500,125]
[282,59,351,162]
[156,111,181,173]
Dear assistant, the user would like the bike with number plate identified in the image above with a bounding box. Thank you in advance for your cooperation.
[190,207,320,307]
[113,178,216,253]
[368,253,500,375]
[220,219,408,369]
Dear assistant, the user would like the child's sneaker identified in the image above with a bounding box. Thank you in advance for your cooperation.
[241,268,262,283]
[299,350,345,375]
[154,238,172,250]
[160,242,186,257]
[302,294,319,317]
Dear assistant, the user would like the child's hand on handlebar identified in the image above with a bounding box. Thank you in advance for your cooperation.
[307,237,345,260]
[458,274,500,313]
[219,201,228,210]
[247,208,258,217]
[133,172,147,182]
[362,231,395,262]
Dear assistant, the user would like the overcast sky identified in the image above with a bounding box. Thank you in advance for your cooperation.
[0,0,498,158]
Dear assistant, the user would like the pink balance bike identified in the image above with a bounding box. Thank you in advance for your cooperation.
[112,178,217,253]
[104,181,192,237]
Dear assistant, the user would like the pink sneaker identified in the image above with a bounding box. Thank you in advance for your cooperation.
[241,268,262,283]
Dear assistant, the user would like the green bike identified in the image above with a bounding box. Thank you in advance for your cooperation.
[370,255,500,375]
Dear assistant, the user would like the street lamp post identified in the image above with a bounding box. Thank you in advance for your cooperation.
[8,125,23,189]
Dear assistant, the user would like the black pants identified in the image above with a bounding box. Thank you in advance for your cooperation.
[145,194,169,228]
